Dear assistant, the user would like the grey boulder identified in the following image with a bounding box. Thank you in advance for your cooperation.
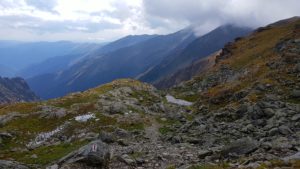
[56,140,110,168]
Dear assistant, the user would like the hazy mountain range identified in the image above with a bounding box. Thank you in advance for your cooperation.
[0,41,100,77]
[8,24,250,99]
[0,23,251,100]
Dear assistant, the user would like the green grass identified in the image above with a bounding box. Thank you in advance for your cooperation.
[156,117,180,134]
[48,94,99,109]
[10,141,88,166]
[129,151,144,159]
[188,163,230,169]
[159,126,173,134]
[165,165,176,169]
[130,90,160,106]
[0,102,41,115]
[118,121,145,131]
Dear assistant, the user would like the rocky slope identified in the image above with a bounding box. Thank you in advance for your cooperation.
[168,16,300,168]
[0,76,39,104]
[0,17,300,169]
[154,50,220,89]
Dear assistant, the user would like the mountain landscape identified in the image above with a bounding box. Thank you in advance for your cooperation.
[26,25,251,100]
[0,16,300,169]
[26,29,197,99]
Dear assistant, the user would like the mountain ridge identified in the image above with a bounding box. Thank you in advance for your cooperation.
[27,27,197,99]
[139,24,252,84]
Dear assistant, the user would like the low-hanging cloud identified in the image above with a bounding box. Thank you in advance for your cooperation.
[142,0,300,36]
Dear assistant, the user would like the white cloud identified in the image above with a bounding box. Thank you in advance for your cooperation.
[0,0,299,42]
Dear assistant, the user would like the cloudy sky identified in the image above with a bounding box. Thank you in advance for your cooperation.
[0,0,299,42]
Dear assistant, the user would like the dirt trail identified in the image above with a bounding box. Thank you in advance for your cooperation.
[145,118,160,143]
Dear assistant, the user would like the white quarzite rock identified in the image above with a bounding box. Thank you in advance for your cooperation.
[75,113,96,122]
[166,95,193,106]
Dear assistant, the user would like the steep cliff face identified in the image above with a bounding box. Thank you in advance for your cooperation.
[0,76,39,104]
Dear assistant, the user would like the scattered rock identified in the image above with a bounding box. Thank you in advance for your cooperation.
[269,128,279,136]
[294,63,300,72]
[278,125,292,135]
[291,114,300,121]
[30,154,38,159]
[0,132,13,139]
[119,154,135,165]
[117,139,129,146]
[221,137,258,157]
[39,107,67,119]
[0,112,23,126]
[99,132,115,143]
[198,150,213,159]
[108,102,126,114]
[291,90,300,98]
[263,108,275,117]
[283,151,300,161]
[0,160,29,169]
[46,164,59,169]
[271,137,293,150]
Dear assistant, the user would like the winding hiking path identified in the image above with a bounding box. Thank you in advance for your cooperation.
[145,118,160,143]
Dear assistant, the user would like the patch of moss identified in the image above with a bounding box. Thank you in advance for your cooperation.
[130,90,160,106]
[48,93,98,109]
[156,118,180,125]
[185,113,195,121]
[118,121,145,131]
[129,151,144,159]
[159,126,173,134]
[180,94,199,102]
[187,163,229,169]
[127,105,144,115]
[166,165,176,169]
